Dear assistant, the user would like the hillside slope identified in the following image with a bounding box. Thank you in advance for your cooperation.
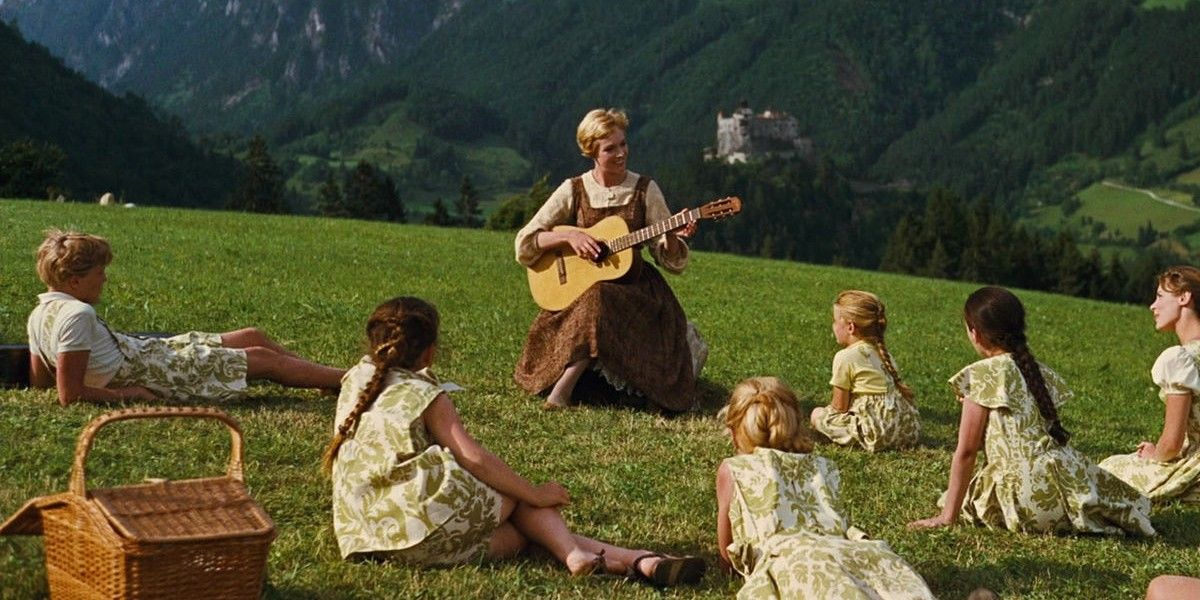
[0,21,237,205]
[1,199,1197,599]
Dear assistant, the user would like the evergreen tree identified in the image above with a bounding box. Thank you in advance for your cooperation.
[317,171,347,217]
[379,174,406,223]
[455,175,482,227]
[925,239,952,279]
[1181,137,1192,161]
[425,198,453,226]
[227,135,285,213]
[879,212,921,273]
[0,138,66,199]
[486,174,553,230]
[344,161,380,219]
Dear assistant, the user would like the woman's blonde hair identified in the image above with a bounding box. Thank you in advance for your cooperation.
[834,290,914,401]
[1158,266,1200,305]
[721,377,812,454]
[321,296,440,474]
[576,108,629,158]
[35,229,112,289]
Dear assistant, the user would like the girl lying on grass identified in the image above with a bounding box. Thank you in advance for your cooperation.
[27,229,344,405]
[908,286,1154,536]
[1100,266,1200,503]
[810,290,921,452]
[324,296,705,586]
[716,376,934,599]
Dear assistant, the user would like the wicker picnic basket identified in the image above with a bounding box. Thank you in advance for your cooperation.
[0,406,277,599]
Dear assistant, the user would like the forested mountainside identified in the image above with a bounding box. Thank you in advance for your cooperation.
[873,0,1200,205]
[0,0,461,133]
[0,21,236,205]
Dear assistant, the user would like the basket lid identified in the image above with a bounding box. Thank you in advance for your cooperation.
[90,477,275,543]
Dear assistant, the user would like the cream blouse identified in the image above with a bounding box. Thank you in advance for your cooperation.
[513,170,689,273]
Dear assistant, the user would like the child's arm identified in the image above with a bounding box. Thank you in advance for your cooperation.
[1137,393,1191,461]
[29,352,53,388]
[424,393,569,508]
[715,461,734,570]
[54,351,158,406]
[909,397,987,529]
[829,386,851,413]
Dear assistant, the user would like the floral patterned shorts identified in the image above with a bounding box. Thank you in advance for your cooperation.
[109,331,248,401]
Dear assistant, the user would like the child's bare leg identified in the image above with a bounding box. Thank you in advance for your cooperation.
[244,347,344,389]
[544,359,590,409]
[487,497,527,559]
[221,328,300,358]
[508,503,600,574]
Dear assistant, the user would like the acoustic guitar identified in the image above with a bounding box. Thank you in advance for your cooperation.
[526,196,742,310]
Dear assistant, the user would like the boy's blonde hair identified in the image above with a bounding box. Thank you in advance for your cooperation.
[576,108,629,158]
[834,290,914,401]
[35,229,112,289]
[721,377,812,454]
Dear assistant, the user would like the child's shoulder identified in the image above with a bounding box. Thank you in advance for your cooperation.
[29,292,95,321]
[834,340,877,362]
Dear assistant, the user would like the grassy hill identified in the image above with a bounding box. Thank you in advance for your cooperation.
[1,200,1197,599]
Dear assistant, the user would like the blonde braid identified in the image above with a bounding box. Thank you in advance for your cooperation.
[875,340,914,401]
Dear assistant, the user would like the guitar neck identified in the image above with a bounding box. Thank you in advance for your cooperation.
[608,208,701,253]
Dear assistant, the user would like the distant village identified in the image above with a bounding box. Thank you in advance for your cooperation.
[705,102,814,164]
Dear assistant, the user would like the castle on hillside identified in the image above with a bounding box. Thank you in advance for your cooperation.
[704,102,814,164]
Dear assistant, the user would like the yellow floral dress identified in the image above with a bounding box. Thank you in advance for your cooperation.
[724,448,934,600]
[331,358,504,564]
[946,355,1155,535]
[814,340,921,452]
[1099,342,1200,502]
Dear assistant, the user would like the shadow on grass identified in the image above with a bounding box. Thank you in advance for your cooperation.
[1147,504,1200,547]
[565,372,729,417]
[925,554,1131,598]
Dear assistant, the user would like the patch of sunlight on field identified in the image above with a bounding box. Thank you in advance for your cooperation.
[1075,182,1197,233]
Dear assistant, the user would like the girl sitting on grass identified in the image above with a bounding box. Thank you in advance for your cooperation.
[810,290,920,452]
[1100,266,1200,503]
[908,286,1154,535]
[716,376,934,599]
[324,296,705,585]
[27,229,344,405]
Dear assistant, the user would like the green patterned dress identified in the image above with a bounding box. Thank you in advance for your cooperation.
[814,341,921,452]
[331,358,504,564]
[1099,342,1200,502]
[724,448,934,600]
[945,355,1155,535]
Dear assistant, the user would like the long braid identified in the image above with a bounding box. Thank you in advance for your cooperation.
[965,286,1070,446]
[321,297,439,474]
[1008,339,1070,445]
[875,339,914,401]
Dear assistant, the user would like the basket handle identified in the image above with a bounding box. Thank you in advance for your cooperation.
[70,406,245,497]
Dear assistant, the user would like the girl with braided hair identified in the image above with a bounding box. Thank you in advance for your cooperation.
[909,287,1154,535]
[716,377,934,599]
[326,296,705,585]
[811,290,921,452]
[1101,266,1200,502]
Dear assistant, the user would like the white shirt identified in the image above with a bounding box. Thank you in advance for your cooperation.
[27,291,126,387]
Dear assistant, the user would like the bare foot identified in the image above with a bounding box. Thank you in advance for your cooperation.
[565,549,604,576]
[542,396,571,410]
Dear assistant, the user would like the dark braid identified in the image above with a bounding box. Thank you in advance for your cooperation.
[965,287,1070,446]
[322,297,439,474]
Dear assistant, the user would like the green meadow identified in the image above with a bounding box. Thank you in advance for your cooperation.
[1,199,1197,599]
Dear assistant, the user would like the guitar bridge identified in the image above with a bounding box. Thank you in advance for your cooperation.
[556,251,566,284]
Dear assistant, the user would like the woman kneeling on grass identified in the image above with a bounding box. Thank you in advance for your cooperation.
[908,286,1154,536]
[27,229,344,405]
[323,296,705,585]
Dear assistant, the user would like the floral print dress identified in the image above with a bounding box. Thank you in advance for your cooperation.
[724,447,934,600]
[331,358,503,564]
[1100,341,1200,502]
[945,355,1155,535]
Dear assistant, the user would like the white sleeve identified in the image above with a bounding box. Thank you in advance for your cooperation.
[1152,346,1200,397]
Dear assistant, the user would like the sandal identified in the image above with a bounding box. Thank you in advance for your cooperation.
[628,552,706,587]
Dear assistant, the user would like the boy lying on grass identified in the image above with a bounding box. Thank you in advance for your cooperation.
[27,229,344,405]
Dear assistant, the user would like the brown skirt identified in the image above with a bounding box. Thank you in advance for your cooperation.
[514,261,696,412]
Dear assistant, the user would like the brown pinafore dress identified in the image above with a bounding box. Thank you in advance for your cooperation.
[513,176,697,412]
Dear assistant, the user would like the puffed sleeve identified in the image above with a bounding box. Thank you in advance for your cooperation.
[829,347,855,390]
[1038,363,1074,408]
[643,180,689,274]
[948,357,1012,410]
[514,179,574,267]
[1151,346,1200,400]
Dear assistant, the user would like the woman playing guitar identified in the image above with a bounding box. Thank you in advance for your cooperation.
[513,108,702,412]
